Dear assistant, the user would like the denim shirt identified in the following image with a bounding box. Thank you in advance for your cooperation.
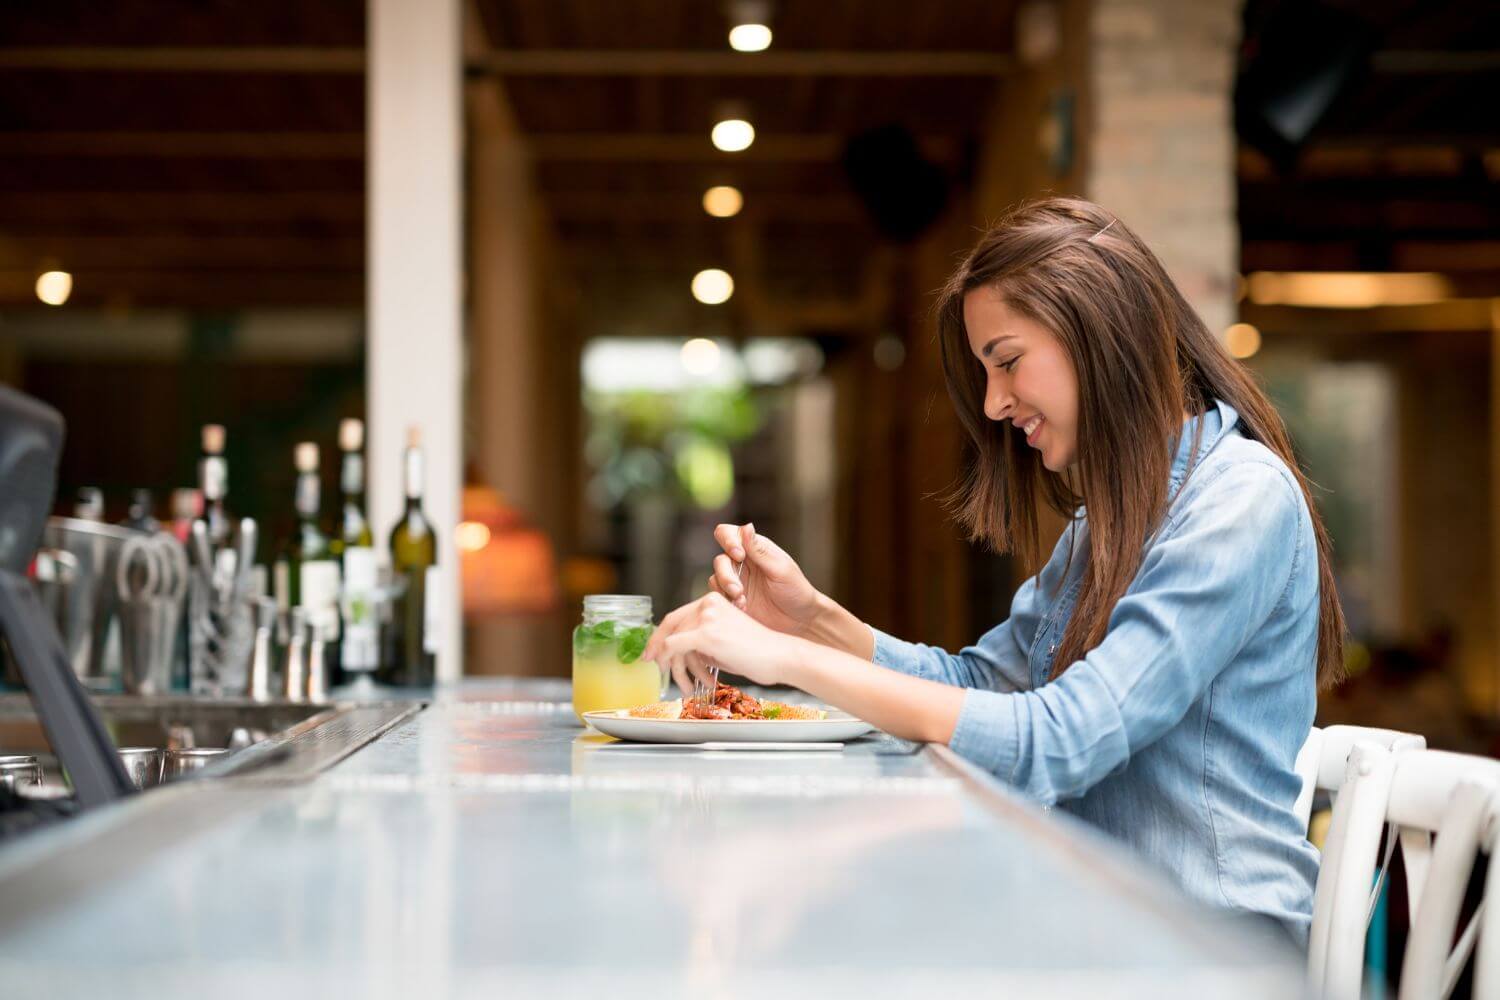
[872,399,1320,941]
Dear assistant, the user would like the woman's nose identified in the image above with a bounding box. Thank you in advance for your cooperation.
[985,380,1013,422]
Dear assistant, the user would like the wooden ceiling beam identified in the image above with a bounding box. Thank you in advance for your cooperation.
[0,192,363,225]
[0,132,363,159]
[0,234,361,271]
[0,47,1016,78]
[0,269,362,307]
[0,47,363,73]
[469,50,1015,77]
[545,191,864,223]
[528,133,961,162]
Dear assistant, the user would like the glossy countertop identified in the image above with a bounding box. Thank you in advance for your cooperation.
[0,679,1305,998]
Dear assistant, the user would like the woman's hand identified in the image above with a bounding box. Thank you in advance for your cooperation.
[709,523,821,636]
[643,591,804,694]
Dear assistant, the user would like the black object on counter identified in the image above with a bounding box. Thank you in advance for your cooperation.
[0,386,133,809]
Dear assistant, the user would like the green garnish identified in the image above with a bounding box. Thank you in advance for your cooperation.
[762,705,781,719]
[617,625,653,664]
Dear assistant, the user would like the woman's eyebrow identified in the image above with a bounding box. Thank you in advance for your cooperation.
[980,335,1020,358]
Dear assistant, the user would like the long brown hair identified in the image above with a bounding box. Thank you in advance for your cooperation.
[936,197,1345,689]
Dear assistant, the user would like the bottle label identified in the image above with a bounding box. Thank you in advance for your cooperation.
[340,547,378,670]
[201,457,227,501]
[300,560,341,641]
[422,565,440,655]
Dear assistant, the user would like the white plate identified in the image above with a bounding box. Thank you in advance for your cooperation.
[583,709,874,744]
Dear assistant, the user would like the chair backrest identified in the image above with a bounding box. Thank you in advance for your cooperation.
[1305,726,1427,1000]
[1296,725,1429,830]
[1470,809,1500,999]
[1313,745,1500,1000]
[1390,751,1500,1000]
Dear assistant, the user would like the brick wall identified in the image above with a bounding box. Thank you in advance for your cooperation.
[1087,0,1241,338]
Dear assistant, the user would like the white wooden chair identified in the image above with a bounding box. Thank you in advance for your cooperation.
[1299,725,1427,996]
[1313,745,1500,1000]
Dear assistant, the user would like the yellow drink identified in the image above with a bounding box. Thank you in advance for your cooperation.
[572,652,663,722]
[571,595,660,724]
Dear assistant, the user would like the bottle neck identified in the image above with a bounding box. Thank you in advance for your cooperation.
[403,446,424,502]
[340,452,365,500]
[295,472,320,520]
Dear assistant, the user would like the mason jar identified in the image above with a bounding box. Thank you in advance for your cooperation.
[571,595,664,724]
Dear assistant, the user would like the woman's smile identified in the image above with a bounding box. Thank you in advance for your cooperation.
[1018,414,1044,446]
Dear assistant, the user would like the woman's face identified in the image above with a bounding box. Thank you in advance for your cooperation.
[963,285,1079,471]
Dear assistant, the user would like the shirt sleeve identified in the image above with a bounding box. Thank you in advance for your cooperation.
[948,461,1305,803]
[869,523,1076,694]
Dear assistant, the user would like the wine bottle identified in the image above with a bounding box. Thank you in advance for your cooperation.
[379,427,437,687]
[199,424,230,547]
[277,443,340,679]
[334,419,378,682]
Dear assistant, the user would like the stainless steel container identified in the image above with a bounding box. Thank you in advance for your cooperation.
[117,747,165,790]
[1,517,149,690]
[0,753,43,792]
[163,747,229,781]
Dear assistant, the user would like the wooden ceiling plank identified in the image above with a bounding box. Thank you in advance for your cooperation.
[469,49,1015,76]
[0,46,364,72]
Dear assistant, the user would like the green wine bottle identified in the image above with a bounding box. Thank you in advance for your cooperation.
[379,426,437,686]
[334,419,378,682]
[279,443,340,679]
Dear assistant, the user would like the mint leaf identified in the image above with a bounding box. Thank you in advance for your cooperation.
[572,626,590,654]
[589,620,618,643]
[617,625,652,664]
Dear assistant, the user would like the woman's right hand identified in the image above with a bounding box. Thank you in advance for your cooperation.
[709,523,822,639]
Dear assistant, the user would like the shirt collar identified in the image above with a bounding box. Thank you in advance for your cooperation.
[1170,398,1239,490]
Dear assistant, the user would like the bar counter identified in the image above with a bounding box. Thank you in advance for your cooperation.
[0,680,1303,998]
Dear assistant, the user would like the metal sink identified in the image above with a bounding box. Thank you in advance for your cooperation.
[0,693,422,785]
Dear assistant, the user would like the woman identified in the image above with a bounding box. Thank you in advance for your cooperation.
[642,197,1344,942]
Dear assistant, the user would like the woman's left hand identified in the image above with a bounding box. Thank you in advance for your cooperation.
[643,592,803,696]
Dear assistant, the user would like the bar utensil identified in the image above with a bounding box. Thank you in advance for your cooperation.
[0,754,43,792]
[248,597,276,702]
[115,532,187,695]
[117,747,164,790]
[163,747,228,781]
[284,607,308,703]
[187,516,256,696]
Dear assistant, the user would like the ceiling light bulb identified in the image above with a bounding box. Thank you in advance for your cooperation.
[711,119,755,153]
[455,521,492,552]
[680,338,723,375]
[729,24,772,52]
[35,270,72,306]
[691,269,734,305]
[1225,323,1262,359]
[702,185,744,218]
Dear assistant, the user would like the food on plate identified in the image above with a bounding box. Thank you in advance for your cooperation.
[626,699,683,719]
[625,683,828,721]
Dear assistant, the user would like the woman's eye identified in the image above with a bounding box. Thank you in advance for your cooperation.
[997,357,1019,373]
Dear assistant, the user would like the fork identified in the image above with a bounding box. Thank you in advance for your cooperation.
[692,555,739,706]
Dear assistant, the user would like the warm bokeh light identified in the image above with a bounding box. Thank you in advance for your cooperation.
[1245,271,1452,309]
[1224,322,1262,359]
[680,337,723,375]
[711,119,755,153]
[455,520,492,552]
[702,185,744,218]
[35,270,72,306]
[690,269,734,305]
[728,24,772,52]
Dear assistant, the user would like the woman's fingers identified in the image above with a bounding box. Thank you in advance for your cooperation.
[714,522,747,563]
[712,553,744,598]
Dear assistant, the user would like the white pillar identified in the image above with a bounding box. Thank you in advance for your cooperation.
[367,0,463,682]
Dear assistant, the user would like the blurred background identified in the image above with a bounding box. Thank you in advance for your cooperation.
[1,0,1498,749]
